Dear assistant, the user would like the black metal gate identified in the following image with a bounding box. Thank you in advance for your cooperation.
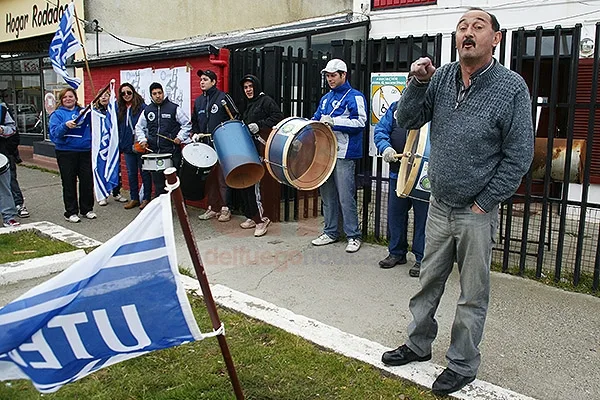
[228,22,600,292]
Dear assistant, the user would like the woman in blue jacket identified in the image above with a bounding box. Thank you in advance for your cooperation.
[49,88,95,223]
[117,83,151,210]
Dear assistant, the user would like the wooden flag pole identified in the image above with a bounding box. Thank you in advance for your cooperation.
[164,169,245,400]
[72,1,95,95]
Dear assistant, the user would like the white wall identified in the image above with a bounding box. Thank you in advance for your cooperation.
[85,0,353,53]
[362,0,600,65]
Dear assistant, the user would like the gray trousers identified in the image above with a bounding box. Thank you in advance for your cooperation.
[405,196,498,377]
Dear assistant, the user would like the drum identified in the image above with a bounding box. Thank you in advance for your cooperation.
[264,117,337,191]
[141,153,173,171]
[212,120,264,189]
[396,123,431,202]
[180,143,217,200]
[0,153,8,175]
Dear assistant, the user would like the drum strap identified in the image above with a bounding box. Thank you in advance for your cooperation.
[327,89,352,117]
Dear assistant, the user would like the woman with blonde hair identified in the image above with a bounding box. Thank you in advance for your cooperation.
[49,87,95,223]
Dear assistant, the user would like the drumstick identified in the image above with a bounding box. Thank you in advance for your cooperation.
[221,99,235,120]
[157,133,177,143]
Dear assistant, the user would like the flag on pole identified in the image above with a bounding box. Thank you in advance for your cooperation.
[48,2,82,89]
[0,194,208,393]
[91,81,120,202]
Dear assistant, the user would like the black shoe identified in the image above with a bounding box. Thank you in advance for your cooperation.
[379,254,407,269]
[409,262,421,277]
[432,368,476,396]
[381,344,431,366]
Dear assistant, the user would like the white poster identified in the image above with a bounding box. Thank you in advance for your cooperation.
[120,66,191,118]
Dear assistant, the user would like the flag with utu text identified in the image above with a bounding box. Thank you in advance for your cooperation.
[0,194,204,393]
[48,2,82,89]
[91,81,120,202]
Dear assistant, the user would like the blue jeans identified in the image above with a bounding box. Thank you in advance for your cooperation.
[319,158,361,240]
[388,178,429,262]
[124,152,152,202]
[405,196,498,377]
[0,167,17,222]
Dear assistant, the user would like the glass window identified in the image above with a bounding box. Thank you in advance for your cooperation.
[13,74,42,134]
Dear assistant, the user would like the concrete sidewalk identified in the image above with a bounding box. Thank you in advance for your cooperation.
[2,164,600,400]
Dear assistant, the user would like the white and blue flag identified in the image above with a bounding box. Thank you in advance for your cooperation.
[0,194,205,393]
[91,81,120,202]
[48,3,82,89]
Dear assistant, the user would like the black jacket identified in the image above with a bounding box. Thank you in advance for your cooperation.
[192,86,239,136]
[143,98,181,154]
[239,75,284,137]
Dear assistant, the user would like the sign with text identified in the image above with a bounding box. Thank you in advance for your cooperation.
[2,0,84,42]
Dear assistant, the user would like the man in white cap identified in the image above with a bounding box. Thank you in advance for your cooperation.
[311,59,367,253]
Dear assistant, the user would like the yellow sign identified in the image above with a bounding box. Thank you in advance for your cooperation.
[1,0,84,42]
[370,73,408,125]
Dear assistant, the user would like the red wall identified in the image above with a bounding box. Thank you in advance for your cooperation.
[83,48,231,207]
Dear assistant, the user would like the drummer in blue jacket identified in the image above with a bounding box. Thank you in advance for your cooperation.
[374,101,429,277]
[311,59,367,253]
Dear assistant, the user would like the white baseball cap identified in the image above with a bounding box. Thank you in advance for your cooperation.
[321,59,347,74]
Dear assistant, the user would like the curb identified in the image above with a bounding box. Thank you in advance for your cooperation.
[181,276,537,400]
[0,250,87,285]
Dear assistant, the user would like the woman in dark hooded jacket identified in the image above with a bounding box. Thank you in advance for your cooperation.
[239,74,284,237]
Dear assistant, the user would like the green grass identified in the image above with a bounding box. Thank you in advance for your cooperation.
[0,295,439,400]
[0,230,77,264]
[491,262,599,298]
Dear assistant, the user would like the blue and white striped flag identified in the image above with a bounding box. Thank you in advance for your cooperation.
[0,194,206,393]
[48,3,82,89]
[91,81,120,202]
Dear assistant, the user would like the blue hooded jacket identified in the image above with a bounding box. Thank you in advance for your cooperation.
[49,106,92,152]
[312,80,367,159]
[373,102,408,179]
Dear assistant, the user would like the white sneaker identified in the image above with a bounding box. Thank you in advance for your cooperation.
[85,211,97,219]
[240,218,256,229]
[345,238,362,253]
[98,198,108,206]
[218,206,231,222]
[311,233,337,246]
[113,194,128,203]
[254,218,271,237]
[199,207,218,220]
[65,214,81,223]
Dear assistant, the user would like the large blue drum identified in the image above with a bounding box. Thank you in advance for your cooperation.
[265,117,337,191]
[396,123,431,202]
[212,120,264,189]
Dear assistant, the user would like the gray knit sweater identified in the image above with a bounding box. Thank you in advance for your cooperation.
[396,60,534,212]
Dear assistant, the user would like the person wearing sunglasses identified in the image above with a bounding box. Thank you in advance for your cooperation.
[117,83,152,210]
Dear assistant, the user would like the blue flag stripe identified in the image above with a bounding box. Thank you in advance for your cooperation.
[48,3,82,89]
[0,237,168,315]
[113,237,166,256]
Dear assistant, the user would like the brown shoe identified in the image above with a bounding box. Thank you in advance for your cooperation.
[124,200,140,210]
[139,200,150,210]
